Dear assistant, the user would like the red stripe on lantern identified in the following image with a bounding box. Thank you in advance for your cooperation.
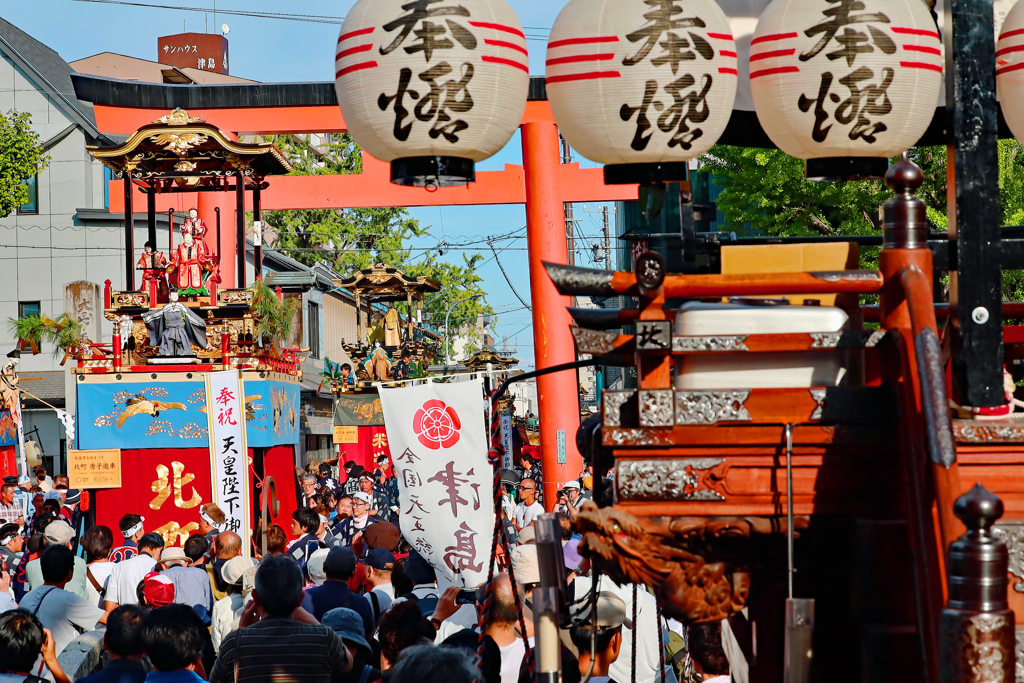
[719,67,738,75]
[751,32,798,46]
[750,48,796,62]
[546,53,616,66]
[336,44,374,60]
[749,65,800,79]
[486,38,529,55]
[707,32,733,40]
[469,21,526,39]
[548,36,620,48]
[997,61,1024,76]
[336,61,378,78]
[904,44,942,56]
[901,60,942,73]
[720,50,738,58]
[546,71,622,84]
[338,26,375,43]
[996,43,1024,57]
[1004,27,1024,40]
[483,55,530,72]
[892,27,940,39]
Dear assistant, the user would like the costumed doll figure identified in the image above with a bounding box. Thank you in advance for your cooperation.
[181,208,211,259]
[137,241,169,302]
[363,341,392,381]
[167,231,210,298]
[142,291,210,357]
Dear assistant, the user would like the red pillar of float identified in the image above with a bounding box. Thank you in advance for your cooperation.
[521,120,583,508]
[197,190,237,290]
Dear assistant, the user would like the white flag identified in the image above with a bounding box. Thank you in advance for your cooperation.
[379,378,494,587]
[205,370,251,555]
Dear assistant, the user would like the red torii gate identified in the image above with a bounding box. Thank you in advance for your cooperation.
[84,78,638,505]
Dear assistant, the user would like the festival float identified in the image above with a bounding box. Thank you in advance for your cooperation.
[65,110,301,551]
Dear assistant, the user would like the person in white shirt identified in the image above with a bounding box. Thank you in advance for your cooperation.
[105,533,164,610]
[512,480,544,531]
[80,525,115,608]
[363,548,395,623]
[26,520,89,600]
[17,545,109,657]
[210,555,255,652]
[689,621,731,683]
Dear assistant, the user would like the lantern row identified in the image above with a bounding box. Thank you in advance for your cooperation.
[333,0,1021,187]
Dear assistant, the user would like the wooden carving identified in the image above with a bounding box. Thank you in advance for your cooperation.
[575,501,796,624]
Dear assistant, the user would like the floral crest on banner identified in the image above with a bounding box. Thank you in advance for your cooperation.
[379,379,494,587]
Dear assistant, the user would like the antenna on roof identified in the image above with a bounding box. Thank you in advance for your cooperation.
[222,24,230,35]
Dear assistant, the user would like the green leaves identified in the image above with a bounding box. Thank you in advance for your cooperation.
[0,110,49,218]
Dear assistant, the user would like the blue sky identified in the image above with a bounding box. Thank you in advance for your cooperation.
[1,0,618,369]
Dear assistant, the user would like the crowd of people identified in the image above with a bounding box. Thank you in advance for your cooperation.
[0,461,732,683]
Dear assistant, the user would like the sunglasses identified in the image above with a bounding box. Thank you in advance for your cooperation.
[353,500,370,506]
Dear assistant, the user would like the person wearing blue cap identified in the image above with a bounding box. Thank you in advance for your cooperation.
[363,547,395,623]
[321,608,382,683]
[299,547,374,637]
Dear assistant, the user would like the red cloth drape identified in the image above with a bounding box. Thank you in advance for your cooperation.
[336,426,392,471]
[0,447,16,479]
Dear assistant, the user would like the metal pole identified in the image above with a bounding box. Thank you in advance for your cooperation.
[602,206,611,269]
[236,171,246,289]
[253,183,263,281]
[786,424,794,599]
[146,190,157,250]
[783,424,814,683]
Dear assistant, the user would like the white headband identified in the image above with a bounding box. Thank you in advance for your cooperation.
[123,518,145,538]
[200,511,221,529]
[0,532,16,546]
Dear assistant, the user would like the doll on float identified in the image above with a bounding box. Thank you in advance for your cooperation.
[167,208,218,300]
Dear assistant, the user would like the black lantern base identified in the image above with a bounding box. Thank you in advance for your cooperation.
[604,162,690,186]
[391,156,475,187]
[805,157,888,182]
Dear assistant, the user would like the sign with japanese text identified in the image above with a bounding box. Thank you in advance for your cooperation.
[379,378,493,587]
[334,425,359,444]
[500,413,513,471]
[334,0,529,165]
[748,0,943,159]
[68,449,121,489]
[205,371,251,555]
[158,33,229,74]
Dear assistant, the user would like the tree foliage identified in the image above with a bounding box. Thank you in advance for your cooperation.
[701,141,1024,299]
[263,134,492,355]
[0,110,49,218]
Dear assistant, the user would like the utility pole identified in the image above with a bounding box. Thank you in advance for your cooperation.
[602,205,611,269]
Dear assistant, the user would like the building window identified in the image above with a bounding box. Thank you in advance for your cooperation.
[18,175,38,214]
[308,302,320,359]
[18,302,41,319]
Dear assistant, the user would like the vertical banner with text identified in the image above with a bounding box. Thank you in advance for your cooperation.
[500,413,513,471]
[206,370,251,555]
[379,378,494,587]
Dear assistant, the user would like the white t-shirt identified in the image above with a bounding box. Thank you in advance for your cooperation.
[513,501,544,529]
[106,553,156,606]
[211,593,246,653]
[18,585,104,655]
[84,562,114,608]
[498,638,526,683]
[365,583,394,619]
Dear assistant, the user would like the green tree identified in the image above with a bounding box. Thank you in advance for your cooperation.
[0,110,49,217]
[263,134,493,356]
[701,141,1024,299]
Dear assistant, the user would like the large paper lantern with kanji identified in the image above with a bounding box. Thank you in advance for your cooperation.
[545,0,738,186]
[998,1,1024,146]
[335,0,530,187]
[749,0,943,180]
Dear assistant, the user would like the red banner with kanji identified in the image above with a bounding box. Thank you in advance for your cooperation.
[337,426,392,470]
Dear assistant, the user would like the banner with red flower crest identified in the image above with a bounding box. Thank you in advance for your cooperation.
[378,378,493,587]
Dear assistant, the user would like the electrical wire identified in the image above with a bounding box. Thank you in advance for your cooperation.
[488,240,531,310]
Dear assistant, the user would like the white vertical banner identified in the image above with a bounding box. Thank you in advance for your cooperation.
[500,413,513,471]
[379,378,494,587]
[205,370,250,555]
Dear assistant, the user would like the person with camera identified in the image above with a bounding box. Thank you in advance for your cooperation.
[556,481,586,519]
[0,609,72,683]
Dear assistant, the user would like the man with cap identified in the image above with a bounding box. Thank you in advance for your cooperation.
[331,491,379,549]
[363,547,396,622]
[26,519,90,599]
[401,548,440,616]
[109,514,145,563]
[322,608,382,682]
[568,592,628,683]
[141,571,175,609]
[105,532,164,611]
[300,546,374,635]
[157,546,212,612]
[558,481,585,518]
[0,482,24,526]
[19,545,110,656]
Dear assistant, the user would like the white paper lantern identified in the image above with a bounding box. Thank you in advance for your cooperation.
[335,0,530,186]
[998,1,1024,145]
[749,0,943,179]
[546,0,738,184]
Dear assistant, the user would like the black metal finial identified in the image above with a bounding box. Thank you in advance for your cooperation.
[953,482,1004,532]
[882,153,928,250]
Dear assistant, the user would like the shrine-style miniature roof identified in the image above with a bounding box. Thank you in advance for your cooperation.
[463,347,519,371]
[86,108,291,181]
[334,263,441,302]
